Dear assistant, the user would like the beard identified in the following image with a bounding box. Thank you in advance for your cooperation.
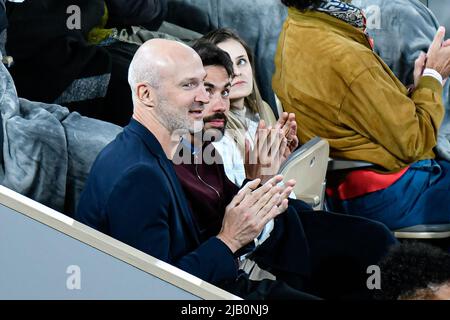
[202,112,227,143]
[155,95,203,135]
[203,112,228,136]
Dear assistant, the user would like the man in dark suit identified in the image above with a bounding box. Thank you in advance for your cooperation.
[75,39,295,292]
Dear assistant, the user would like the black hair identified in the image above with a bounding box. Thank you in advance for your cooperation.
[280,0,326,11]
[191,41,234,79]
[377,242,450,300]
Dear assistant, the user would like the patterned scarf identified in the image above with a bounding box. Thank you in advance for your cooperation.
[316,0,366,30]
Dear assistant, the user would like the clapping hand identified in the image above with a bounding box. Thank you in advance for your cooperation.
[217,175,296,253]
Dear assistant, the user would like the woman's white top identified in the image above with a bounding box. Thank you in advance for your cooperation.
[213,106,259,187]
[213,107,274,248]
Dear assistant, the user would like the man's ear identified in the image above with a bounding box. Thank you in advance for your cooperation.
[136,83,156,107]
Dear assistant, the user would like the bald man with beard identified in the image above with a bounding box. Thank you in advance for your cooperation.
[75,39,300,298]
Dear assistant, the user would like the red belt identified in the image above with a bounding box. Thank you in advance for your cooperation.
[326,166,409,200]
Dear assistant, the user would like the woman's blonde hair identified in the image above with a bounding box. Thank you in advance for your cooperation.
[200,28,276,153]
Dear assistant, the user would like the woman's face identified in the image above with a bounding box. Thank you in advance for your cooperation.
[217,39,253,101]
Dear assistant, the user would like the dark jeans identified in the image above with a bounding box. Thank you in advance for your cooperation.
[338,159,450,230]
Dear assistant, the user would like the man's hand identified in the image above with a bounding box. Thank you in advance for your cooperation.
[426,27,450,80]
[414,51,427,89]
[217,175,295,253]
[443,38,450,86]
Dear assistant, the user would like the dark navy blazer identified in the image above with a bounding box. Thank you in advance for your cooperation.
[76,119,238,285]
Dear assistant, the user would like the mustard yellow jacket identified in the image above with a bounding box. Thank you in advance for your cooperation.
[273,8,444,171]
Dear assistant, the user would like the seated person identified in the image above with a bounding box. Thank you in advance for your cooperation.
[377,242,450,300]
[273,0,450,230]
[173,41,398,299]
[196,28,293,187]
[75,38,397,299]
[75,39,305,299]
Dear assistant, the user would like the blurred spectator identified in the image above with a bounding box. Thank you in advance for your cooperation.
[378,242,450,300]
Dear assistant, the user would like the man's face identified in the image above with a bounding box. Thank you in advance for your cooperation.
[153,53,209,134]
[202,65,231,136]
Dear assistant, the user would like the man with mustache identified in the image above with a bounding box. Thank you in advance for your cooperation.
[76,38,295,296]
[173,41,398,299]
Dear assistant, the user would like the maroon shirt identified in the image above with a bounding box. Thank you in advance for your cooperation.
[173,140,239,242]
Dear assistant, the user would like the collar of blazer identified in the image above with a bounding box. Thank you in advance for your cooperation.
[126,118,202,244]
[126,118,168,160]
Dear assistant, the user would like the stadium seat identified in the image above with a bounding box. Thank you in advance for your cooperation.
[279,137,329,210]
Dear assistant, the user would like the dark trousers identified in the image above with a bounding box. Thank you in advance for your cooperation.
[297,209,397,299]
[221,274,322,300]
[240,199,398,300]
